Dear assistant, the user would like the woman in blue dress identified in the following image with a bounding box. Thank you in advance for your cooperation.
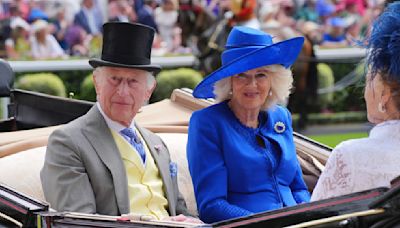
[187,26,310,223]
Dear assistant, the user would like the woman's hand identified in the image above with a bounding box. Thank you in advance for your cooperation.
[163,214,204,224]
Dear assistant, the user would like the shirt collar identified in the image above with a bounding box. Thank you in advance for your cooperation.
[370,120,400,139]
[96,102,136,133]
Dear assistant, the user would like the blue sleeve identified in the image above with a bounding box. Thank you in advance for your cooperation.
[290,165,311,203]
[284,108,311,203]
[187,111,252,223]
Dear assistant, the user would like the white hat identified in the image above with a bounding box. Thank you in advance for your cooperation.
[301,21,319,35]
[31,19,48,33]
[259,2,279,20]
[10,17,30,31]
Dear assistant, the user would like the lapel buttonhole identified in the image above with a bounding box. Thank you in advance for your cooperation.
[154,145,162,153]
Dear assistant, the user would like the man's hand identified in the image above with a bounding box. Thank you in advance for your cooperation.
[120,213,203,224]
[120,213,156,221]
[163,214,203,224]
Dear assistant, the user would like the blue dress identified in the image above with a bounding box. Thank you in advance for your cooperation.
[187,102,310,223]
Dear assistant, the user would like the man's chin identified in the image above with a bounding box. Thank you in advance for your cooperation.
[111,112,134,125]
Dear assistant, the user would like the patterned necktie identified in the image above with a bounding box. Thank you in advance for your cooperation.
[120,128,146,163]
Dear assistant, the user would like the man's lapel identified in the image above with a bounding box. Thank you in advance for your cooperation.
[82,106,130,214]
[136,124,176,215]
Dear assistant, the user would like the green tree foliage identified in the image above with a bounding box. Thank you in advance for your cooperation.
[317,63,334,109]
[151,68,203,102]
[15,73,66,97]
[80,73,96,101]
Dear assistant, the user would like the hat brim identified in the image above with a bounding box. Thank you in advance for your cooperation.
[193,36,304,98]
[89,58,162,75]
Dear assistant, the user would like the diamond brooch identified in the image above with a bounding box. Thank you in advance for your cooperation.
[274,121,286,133]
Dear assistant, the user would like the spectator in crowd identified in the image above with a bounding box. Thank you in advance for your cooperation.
[108,0,137,23]
[154,0,178,52]
[13,0,30,20]
[5,16,30,59]
[204,0,221,17]
[259,1,281,35]
[320,17,349,47]
[64,25,90,57]
[300,20,322,44]
[259,1,299,42]
[29,19,65,59]
[316,0,335,24]
[336,0,366,16]
[50,6,71,51]
[136,0,158,31]
[187,26,310,223]
[312,1,400,201]
[74,0,103,35]
[230,0,260,29]
[275,0,297,29]
[344,14,362,42]
[295,0,319,22]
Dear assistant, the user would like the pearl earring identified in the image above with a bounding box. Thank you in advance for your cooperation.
[269,91,273,96]
[378,102,386,113]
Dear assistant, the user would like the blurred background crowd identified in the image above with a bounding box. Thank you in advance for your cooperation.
[0,0,388,61]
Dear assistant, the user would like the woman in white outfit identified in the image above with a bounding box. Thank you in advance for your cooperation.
[154,0,178,52]
[312,2,400,201]
[30,20,65,60]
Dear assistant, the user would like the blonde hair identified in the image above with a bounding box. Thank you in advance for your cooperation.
[213,65,293,110]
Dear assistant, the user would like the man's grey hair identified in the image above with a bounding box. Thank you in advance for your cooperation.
[93,66,155,89]
[213,65,293,110]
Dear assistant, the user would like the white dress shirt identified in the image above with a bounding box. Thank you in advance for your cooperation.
[96,102,146,165]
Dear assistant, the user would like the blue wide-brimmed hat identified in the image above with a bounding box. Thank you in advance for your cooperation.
[329,17,345,27]
[193,26,304,98]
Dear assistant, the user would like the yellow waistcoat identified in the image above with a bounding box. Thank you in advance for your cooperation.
[111,130,169,220]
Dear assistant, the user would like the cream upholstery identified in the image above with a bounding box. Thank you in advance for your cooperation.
[0,133,198,215]
[0,146,46,202]
[0,90,327,216]
[158,133,197,216]
[0,136,48,158]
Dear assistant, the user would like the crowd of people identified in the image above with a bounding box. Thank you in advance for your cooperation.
[0,0,387,60]
[0,0,186,60]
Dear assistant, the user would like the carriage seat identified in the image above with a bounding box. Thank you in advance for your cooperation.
[0,132,198,216]
[0,123,327,218]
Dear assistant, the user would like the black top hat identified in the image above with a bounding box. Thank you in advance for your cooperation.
[89,22,161,74]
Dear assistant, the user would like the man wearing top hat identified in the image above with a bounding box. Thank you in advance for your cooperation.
[41,22,196,222]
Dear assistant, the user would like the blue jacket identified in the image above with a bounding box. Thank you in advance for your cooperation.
[74,9,103,35]
[187,102,310,223]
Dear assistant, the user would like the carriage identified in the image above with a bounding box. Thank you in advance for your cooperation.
[0,59,399,227]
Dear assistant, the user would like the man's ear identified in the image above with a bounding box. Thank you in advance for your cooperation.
[92,72,100,94]
[145,80,157,101]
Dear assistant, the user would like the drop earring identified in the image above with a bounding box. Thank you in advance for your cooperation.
[378,102,386,113]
